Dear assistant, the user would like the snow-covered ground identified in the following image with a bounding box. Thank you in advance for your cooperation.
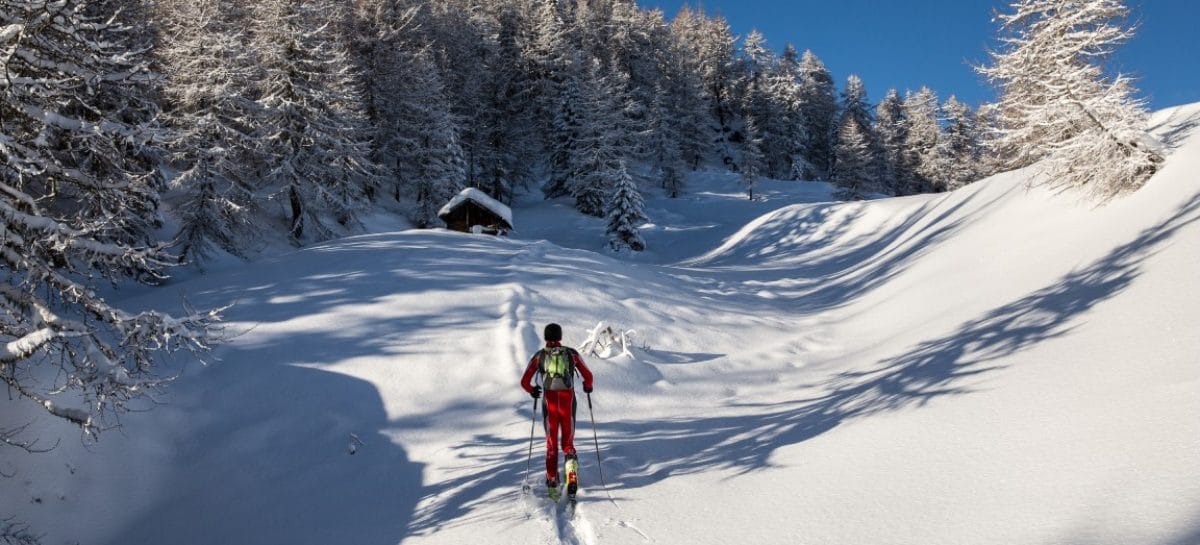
[4,105,1199,545]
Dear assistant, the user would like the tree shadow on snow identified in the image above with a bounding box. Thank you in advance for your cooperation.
[582,191,1200,490]
[108,360,423,545]
[1148,109,1200,149]
[670,185,1010,314]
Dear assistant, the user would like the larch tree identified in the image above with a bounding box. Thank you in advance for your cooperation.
[937,95,982,191]
[977,0,1162,196]
[740,115,765,200]
[832,118,877,200]
[251,0,385,242]
[664,6,716,170]
[394,49,468,228]
[560,57,630,217]
[839,74,873,131]
[1,0,222,443]
[835,74,878,185]
[157,0,261,262]
[796,50,838,180]
[901,87,942,194]
[875,88,909,195]
[773,44,809,180]
[605,162,648,252]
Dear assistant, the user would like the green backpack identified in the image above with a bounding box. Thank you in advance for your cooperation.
[539,347,576,391]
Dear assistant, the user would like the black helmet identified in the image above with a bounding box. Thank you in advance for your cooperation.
[544,323,563,342]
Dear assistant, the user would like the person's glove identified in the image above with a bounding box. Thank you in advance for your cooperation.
[530,386,541,399]
[583,385,593,394]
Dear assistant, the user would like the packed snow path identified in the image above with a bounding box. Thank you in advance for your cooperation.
[4,106,1199,545]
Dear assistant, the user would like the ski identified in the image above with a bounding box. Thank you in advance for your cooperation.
[565,456,579,517]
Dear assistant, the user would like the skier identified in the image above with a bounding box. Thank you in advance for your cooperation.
[521,323,594,501]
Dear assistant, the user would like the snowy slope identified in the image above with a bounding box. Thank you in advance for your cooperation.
[4,106,1199,545]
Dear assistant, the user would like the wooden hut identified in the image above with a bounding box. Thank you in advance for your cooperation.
[437,188,514,235]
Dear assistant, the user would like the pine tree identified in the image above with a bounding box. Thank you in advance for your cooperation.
[473,3,540,203]
[901,87,942,194]
[839,74,873,130]
[937,95,982,191]
[977,0,1162,196]
[694,11,739,169]
[832,118,876,200]
[796,50,838,179]
[664,6,717,170]
[252,0,385,242]
[834,74,878,185]
[775,45,810,180]
[391,50,468,228]
[875,88,909,195]
[648,86,688,197]
[740,116,765,200]
[157,0,260,261]
[559,57,629,216]
[1,0,220,439]
[349,0,420,201]
[605,162,648,252]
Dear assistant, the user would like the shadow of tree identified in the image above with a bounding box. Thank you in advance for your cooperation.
[425,190,1200,509]
[109,362,423,545]
[672,185,1013,313]
[1148,109,1200,149]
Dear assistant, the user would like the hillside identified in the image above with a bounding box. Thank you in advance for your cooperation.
[3,105,1198,545]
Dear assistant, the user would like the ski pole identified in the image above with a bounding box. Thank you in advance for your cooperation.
[522,397,538,493]
[586,392,616,504]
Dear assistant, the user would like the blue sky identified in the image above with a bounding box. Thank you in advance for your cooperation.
[635,0,1199,111]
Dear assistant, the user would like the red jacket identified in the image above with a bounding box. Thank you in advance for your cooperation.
[521,341,593,393]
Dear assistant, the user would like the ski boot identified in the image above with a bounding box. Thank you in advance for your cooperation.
[565,456,579,501]
[546,479,560,502]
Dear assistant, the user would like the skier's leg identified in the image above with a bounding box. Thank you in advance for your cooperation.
[547,398,559,482]
[562,393,577,458]
[545,393,563,484]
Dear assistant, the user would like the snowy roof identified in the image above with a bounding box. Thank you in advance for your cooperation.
[437,187,513,228]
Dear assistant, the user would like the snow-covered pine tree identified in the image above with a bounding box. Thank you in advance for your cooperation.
[524,0,573,156]
[545,54,587,200]
[472,3,540,203]
[839,74,873,130]
[648,85,688,197]
[773,44,809,180]
[738,30,793,179]
[1,0,221,439]
[796,50,838,179]
[561,56,630,216]
[740,115,765,200]
[349,0,421,200]
[875,88,909,195]
[973,102,1008,178]
[693,10,739,169]
[392,49,468,228]
[832,117,876,200]
[664,6,718,169]
[901,87,942,194]
[937,95,981,191]
[157,0,261,262]
[977,0,1162,196]
[252,0,386,242]
[605,162,648,252]
[834,74,878,184]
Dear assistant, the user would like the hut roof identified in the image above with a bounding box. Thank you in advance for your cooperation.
[437,188,513,228]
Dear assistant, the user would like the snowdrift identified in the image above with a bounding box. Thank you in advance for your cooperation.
[3,105,1199,545]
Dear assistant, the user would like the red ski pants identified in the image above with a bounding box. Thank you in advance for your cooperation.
[541,389,577,482]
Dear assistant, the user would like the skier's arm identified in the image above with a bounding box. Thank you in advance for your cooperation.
[572,351,594,391]
[520,353,540,394]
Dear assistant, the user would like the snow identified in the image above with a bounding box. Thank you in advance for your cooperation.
[3,105,1199,545]
[438,187,514,228]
